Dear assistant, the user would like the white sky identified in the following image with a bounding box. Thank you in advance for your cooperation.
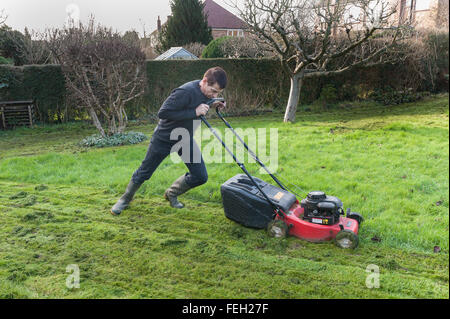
[0,0,243,36]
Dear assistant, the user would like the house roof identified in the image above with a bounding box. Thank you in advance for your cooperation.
[203,0,247,30]
[150,0,247,36]
[155,47,199,60]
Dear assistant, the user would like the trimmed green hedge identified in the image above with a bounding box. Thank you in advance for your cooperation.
[1,52,448,123]
[0,64,66,123]
[144,58,288,116]
[143,59,446,114]
[22,65,66,122]
[0,64,24,97]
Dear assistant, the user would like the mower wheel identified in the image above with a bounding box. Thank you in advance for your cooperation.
[334,230,359,249]
[267,220,288,238]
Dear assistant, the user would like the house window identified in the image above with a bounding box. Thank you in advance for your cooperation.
[227,29,244,37]
[400,0,416,24]
[416,0,431,10]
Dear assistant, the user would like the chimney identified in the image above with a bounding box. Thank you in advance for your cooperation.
[157,16,161,32]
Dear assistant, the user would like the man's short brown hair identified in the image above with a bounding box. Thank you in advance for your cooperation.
[204,67,227,89]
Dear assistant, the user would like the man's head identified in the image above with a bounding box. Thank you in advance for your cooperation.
[199,67,227,99]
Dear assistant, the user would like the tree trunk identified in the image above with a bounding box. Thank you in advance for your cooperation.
[283,71,304,123]
[116,103,126,134]
[88,107,106,138]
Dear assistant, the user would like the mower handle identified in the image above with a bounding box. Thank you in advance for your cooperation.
[206,98,225,107]
[199,110,286,220]
[200,98,225,117]
[211,100,290,192]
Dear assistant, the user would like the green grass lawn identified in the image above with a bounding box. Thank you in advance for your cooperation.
[0,95,448,298]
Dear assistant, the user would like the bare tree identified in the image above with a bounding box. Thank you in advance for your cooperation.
[45,18,146,137]
[232,0,409,122]
[434,0,449,30]
[220,36,276,58]
[0,9,7,26]
[183,42,206,57]
[6,28,52,65]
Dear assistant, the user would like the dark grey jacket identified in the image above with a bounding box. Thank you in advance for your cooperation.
[153,80,209,144]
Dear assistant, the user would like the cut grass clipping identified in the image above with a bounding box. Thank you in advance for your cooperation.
[0,94,448,298]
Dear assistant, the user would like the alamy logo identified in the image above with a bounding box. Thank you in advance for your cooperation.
[65,4,80,27]
[365,264,380,289]
[169,120,279,173]
[66,264,80,289]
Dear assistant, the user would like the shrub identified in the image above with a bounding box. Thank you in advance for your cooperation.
[382,30,449,93]
[337,83,360,101]
[0,26,27,65]
[201,36,230,58]
[45,18,147,136]
[317,84,338,108]
[369,87,429,105]
[79,131,148,148]
[219,37,275,58]
[0,56,12,64]
[424,31,449,92]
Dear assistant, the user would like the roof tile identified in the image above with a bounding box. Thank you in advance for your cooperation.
[204,0,247,29]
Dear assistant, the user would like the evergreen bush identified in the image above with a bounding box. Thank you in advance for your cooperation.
[157,0,212,53]
[201,37,230,58]
[0,56,12,65]
[318,84,338,107]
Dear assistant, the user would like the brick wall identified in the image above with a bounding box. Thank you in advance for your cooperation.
[211,29,250,39]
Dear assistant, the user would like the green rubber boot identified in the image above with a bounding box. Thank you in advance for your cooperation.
[164,175,193,209]
[111,180,142,215]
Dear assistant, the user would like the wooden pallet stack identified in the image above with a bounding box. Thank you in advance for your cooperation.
[0,100,35,129]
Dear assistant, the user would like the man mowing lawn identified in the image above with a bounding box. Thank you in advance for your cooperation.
[111,67,227,215]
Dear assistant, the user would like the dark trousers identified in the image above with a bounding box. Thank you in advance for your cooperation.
[131,136,208,187]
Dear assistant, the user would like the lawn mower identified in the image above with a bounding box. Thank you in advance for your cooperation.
[201,98,363,249]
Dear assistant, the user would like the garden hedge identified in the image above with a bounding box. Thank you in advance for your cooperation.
[143,58,449,115]
[0,64,66,123]
[0,50,448,123]
[143,58,288,117]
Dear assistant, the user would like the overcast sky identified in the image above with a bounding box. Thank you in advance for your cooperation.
[1,0,243,36]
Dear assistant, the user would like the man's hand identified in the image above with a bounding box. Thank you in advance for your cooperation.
[196,103,210,117]
[212,100,226,111]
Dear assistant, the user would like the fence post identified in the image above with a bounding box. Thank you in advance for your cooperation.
[1,107,5,129]
[28,104,33,127]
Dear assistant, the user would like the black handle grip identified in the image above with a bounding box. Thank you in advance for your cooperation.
[206,98,225,106]
[203,98,225,117]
